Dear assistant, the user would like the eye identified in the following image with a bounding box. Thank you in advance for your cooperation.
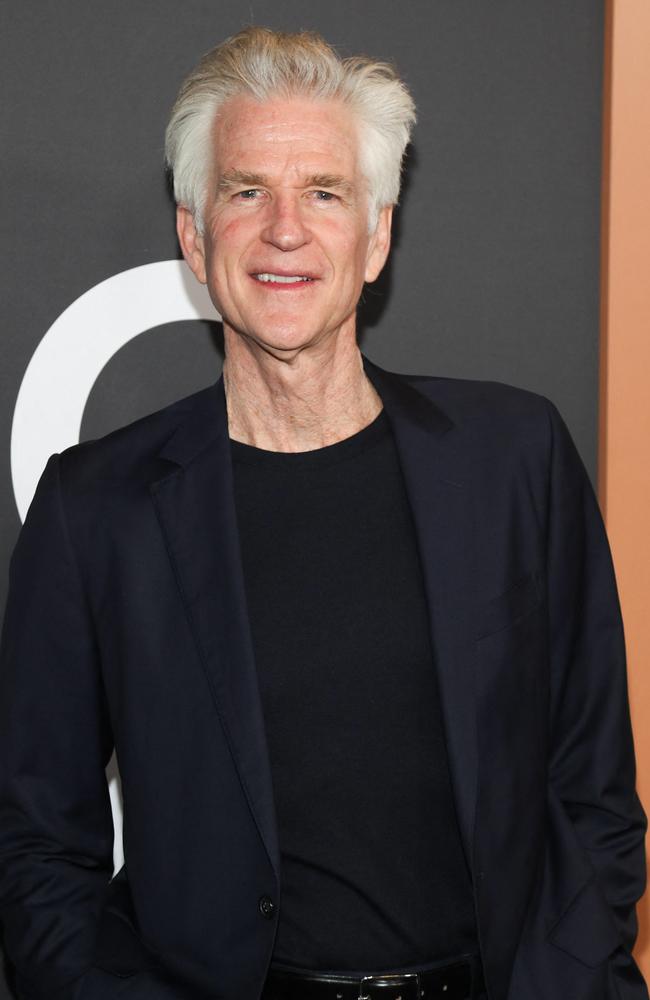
[312,190,336,201]
[235,189,263,201]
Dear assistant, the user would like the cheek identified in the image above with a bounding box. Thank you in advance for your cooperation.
[324,225,369,275]
[220,217,248,242]
[205,217,252,273]
[345,238,373,283]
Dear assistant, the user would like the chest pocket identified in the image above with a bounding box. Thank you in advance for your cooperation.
[474,568,544,641]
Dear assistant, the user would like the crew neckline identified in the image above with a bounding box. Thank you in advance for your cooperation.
[229,407,389,468]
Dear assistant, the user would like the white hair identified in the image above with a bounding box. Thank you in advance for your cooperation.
[164,26,416,234]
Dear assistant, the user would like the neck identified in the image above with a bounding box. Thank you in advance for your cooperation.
[222,330,383,452]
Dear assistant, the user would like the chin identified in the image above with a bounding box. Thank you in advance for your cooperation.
[249,326,325,358]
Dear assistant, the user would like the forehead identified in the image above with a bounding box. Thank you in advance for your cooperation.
[211,94,361,180]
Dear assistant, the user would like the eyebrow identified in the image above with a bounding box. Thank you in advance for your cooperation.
[217,169,355,197]
[217,170,269,192]
[305,174,354,195]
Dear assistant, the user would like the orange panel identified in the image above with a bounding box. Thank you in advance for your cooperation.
[600,0,650,977]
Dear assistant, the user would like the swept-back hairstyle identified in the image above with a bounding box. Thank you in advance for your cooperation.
[165,26,416,233]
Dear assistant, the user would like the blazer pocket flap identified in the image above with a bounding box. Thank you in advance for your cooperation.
[475,569,544,640]
[548,877,622,968]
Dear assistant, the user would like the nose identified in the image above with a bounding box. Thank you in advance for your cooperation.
[261,193,310,252]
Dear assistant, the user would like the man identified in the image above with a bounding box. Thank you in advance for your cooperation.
[0,25,646,1000]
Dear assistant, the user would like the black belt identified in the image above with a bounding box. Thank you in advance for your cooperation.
[262,954,485,1000]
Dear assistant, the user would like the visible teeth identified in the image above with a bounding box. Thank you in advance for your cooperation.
[254,273,312,283]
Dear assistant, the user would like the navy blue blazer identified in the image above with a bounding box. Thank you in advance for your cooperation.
[0,356,646,1000]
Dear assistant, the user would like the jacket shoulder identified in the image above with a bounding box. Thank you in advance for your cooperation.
[405,371,553,427]
[56,381,218,490]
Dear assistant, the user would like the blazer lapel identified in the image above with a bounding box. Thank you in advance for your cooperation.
[148,377,280,877]
[363,356,478,870]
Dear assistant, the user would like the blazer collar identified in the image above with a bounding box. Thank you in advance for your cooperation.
[362,354,455,438]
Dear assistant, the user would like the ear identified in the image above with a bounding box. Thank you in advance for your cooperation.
[176,206,207,284]
[364,205,393,283]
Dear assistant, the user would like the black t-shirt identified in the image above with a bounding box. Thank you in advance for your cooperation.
[230,408,477,973]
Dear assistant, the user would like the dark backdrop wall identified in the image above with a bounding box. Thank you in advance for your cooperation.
[0,2,604,996]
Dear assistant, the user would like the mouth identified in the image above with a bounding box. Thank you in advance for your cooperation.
[250,272,317,288]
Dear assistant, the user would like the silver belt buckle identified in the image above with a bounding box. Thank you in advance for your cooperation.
[358,972,421,1000]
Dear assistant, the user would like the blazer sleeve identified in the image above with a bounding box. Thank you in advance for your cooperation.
[0,452,115,999]
[544,398,648,954]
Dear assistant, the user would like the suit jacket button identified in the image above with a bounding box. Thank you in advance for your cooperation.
[259,895,276,919]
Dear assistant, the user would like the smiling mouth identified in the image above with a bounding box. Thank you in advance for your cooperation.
[252,273,315,284]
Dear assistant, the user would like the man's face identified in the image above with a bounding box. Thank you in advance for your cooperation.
[177,94,392,359]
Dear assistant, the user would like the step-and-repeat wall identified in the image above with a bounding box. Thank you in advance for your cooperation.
[0,3,610,996]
